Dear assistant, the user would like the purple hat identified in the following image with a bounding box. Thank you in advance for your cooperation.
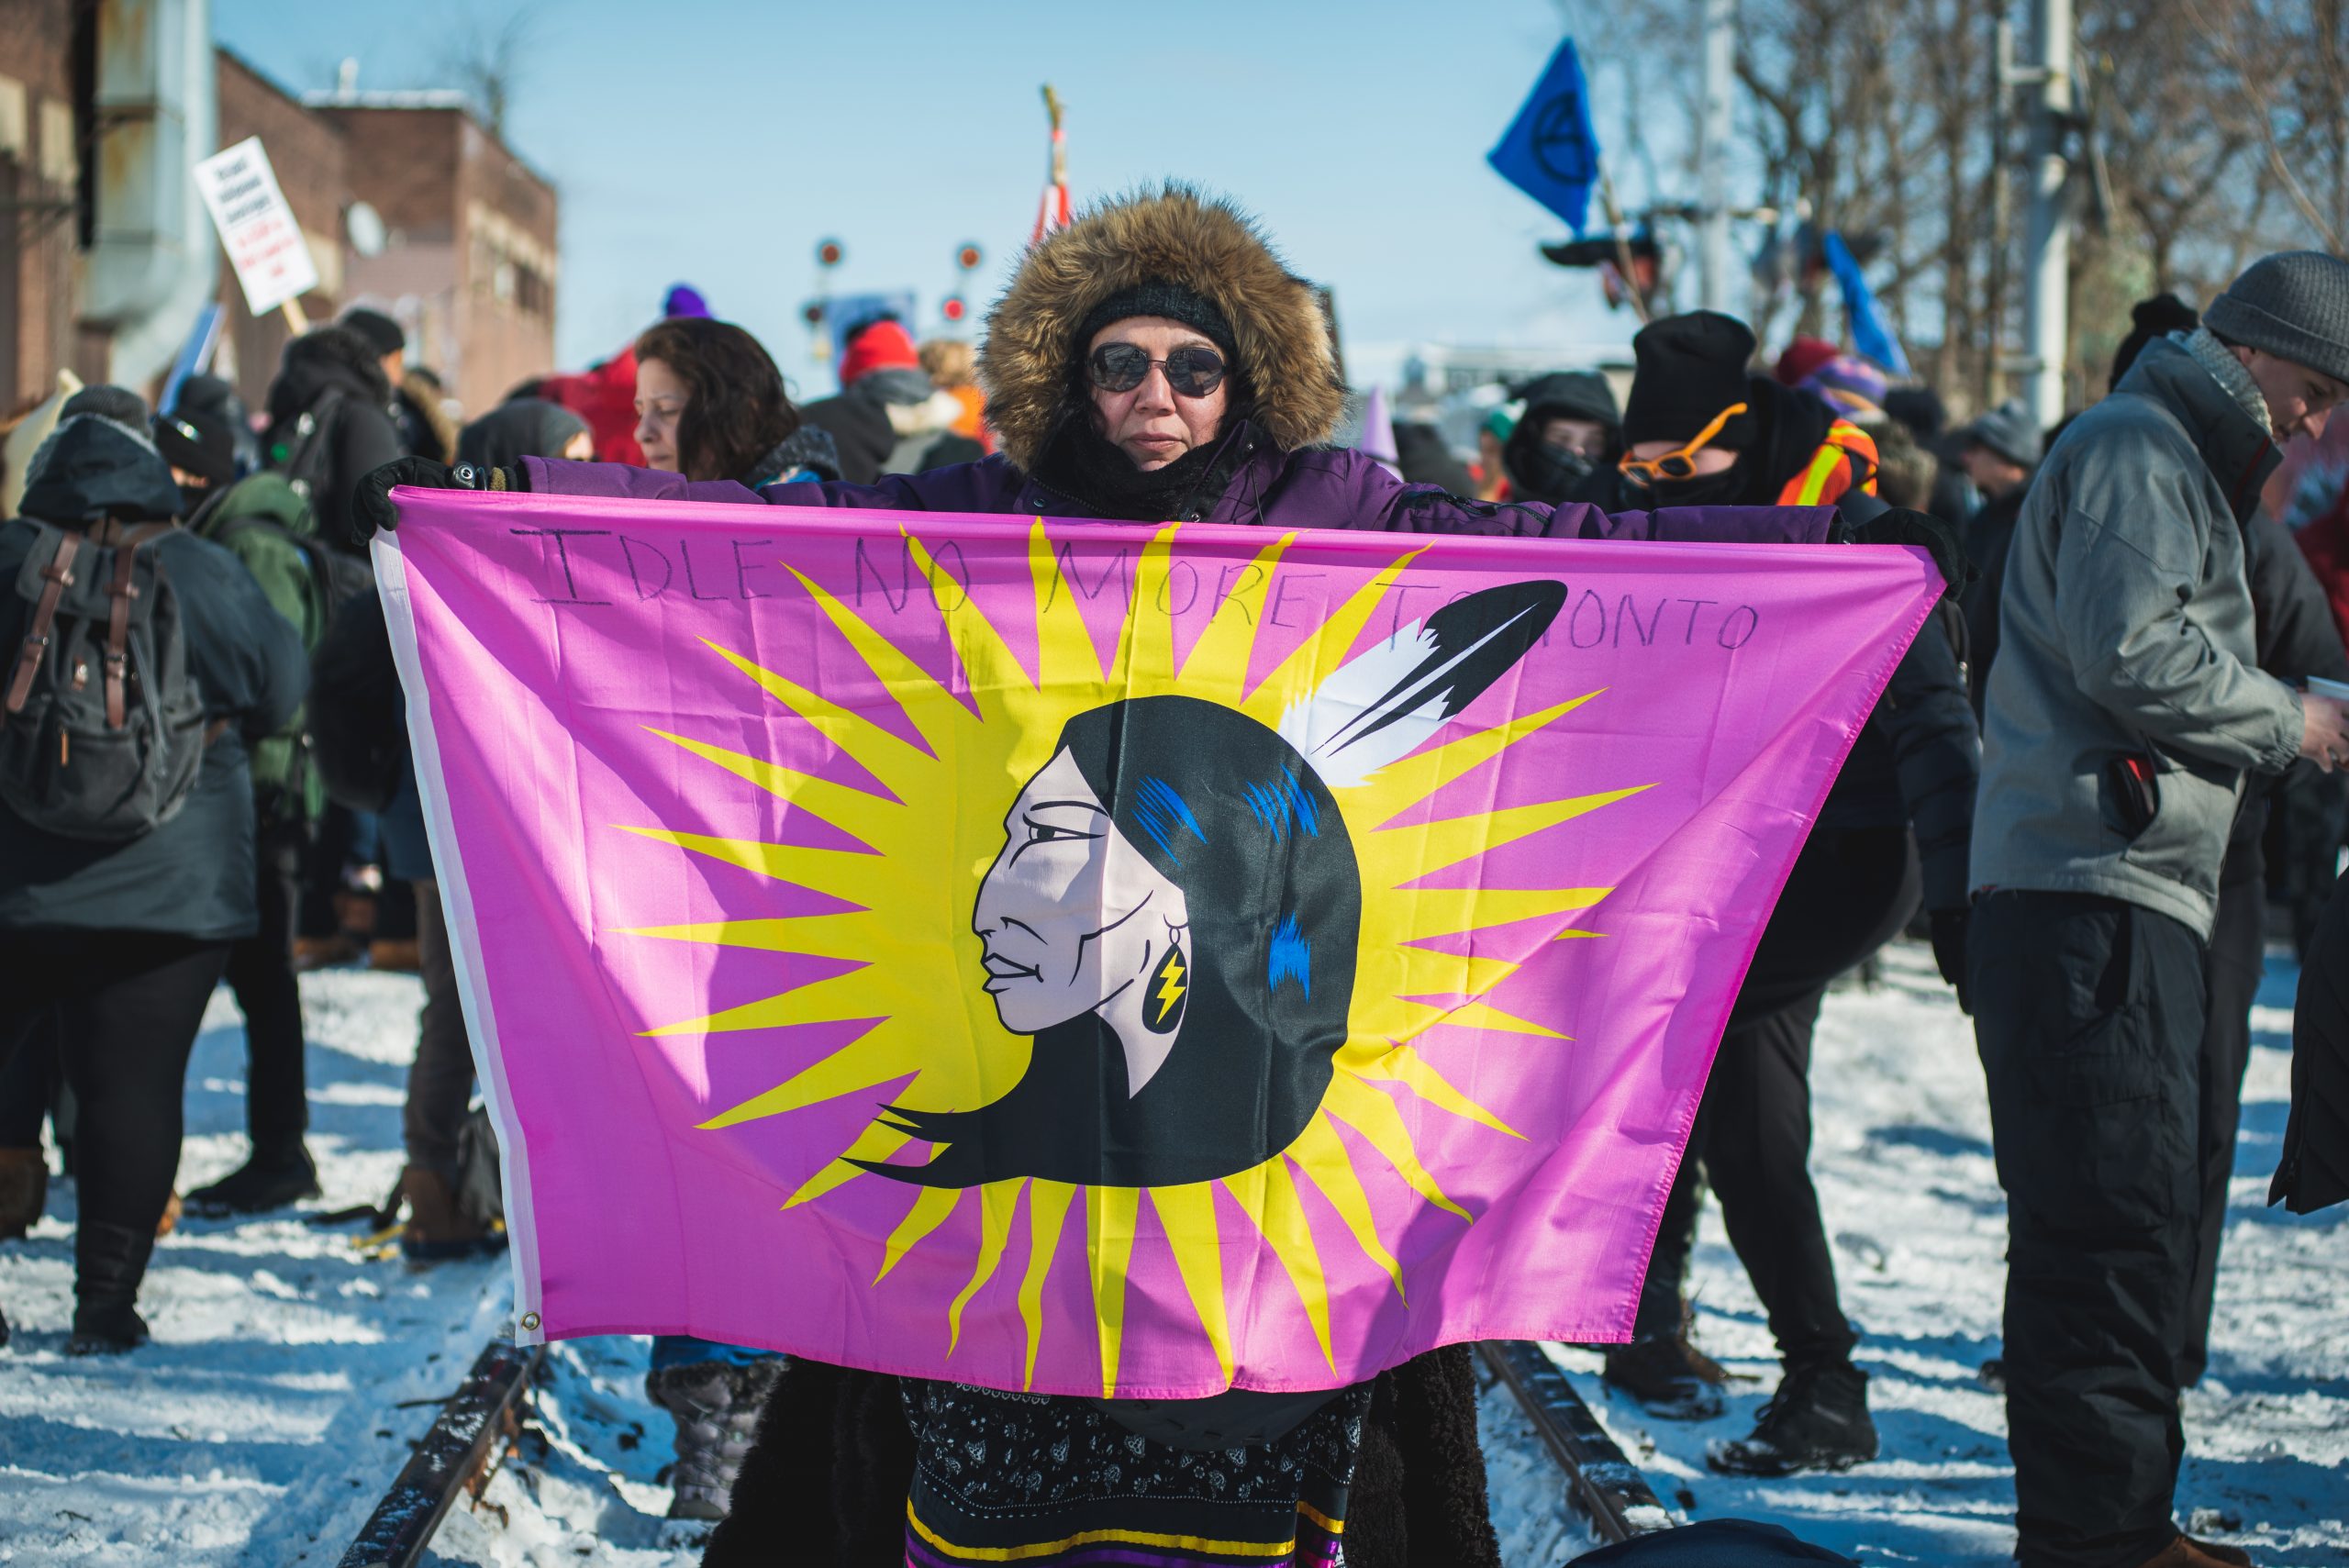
[662,284,711,319]
[1798,354,1887,420]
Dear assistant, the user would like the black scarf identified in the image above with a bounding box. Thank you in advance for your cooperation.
[1030,416,1237,522]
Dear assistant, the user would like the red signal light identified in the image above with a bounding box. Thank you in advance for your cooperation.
[956,244,982,271]
[941,295,967,323]
[816,239,844,268]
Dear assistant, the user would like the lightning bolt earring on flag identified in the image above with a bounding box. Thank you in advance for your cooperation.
[1148,944,1187,1034]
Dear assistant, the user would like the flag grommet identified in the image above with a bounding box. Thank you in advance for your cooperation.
[520,1312,540,1331]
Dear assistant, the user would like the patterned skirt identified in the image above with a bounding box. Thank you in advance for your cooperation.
[900,1381,1372,1567]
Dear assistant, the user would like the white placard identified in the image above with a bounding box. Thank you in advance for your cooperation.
[195,136,320,317]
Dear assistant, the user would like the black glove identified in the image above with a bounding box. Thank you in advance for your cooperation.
[352,456,524,540]
[1832,506,1973,603]
[1930,906,1971,1015]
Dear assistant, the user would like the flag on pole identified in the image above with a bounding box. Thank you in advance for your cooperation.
[1032,84,1072,244]
[379,493,1941,1396]
[1488,39,1601,234]
[1823,231,1914,380]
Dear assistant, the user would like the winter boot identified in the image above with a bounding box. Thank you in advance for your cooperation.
[648,1357,786,1521]
[367,938,422,973]
[293,934,362,972]
[397,1164,502,1262]
[2132,1537,2254,1567]
[1601,1326,1730,1420]
[1707,1357,1877,1475]
[68,1220,155,1355]
[188,1145,320,1216]
[0,1148,49,1240]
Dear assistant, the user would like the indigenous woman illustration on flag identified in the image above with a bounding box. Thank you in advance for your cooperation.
[864,580,1564,1191]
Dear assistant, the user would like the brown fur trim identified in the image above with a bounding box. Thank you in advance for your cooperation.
[976,184,1344,470]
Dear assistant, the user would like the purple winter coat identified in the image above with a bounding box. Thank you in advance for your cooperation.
[518,419,1837,547]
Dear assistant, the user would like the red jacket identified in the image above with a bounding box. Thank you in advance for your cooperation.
[539,348,642,467]
[2298,485,2349,651]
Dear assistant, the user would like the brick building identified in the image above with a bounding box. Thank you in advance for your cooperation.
[0,9,557,432]
[0,0,96,409]
[212,50,349,411]
[210,63,560,420]
[306,90,559,415]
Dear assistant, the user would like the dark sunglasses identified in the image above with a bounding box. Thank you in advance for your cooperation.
[1085,342,1228,397]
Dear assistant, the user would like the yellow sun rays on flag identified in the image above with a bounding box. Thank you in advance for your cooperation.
[615,522,1647,1395]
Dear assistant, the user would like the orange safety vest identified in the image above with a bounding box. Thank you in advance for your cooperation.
[1773,419,1880,506]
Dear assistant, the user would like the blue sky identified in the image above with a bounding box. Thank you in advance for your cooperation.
[215,0,1643,398]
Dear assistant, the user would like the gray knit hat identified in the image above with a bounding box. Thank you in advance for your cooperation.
[2203,251,2349,386]
[1958,399,2042,469]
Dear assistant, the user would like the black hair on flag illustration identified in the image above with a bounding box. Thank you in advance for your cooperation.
[854,579,1567,1189]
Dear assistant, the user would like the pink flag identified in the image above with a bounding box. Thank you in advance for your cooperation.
[378,494,1938,1398]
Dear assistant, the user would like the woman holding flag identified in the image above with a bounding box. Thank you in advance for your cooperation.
[357,183,1962,1564]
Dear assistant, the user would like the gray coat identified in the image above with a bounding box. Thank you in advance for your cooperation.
[1971,334,2304,938]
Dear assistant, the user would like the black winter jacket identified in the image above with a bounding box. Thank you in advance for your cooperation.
[0,419,307,940]
[1960,485,2028,720]
[2225,506,2349,873]
[263,326,405,554]
[2274,864,2349,1213]
[1815,602,1979,913]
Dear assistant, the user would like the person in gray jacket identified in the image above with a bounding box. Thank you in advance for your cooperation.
[1969,252,2349,1568]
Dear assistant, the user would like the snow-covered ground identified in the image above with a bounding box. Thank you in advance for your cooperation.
[2,942,2343,1564]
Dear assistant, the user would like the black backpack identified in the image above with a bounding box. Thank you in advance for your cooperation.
[2,523,209,840]
[306,583,405,814]
[276,387,347,506]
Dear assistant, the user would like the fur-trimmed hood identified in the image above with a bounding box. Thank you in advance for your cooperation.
[977,184,1344,471]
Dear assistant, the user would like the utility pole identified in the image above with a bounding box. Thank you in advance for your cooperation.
[2020,0,2073,428]
[1987,18,2015,410]
[1697,0,1736,312]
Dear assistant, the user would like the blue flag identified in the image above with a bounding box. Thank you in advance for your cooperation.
[1822,231,1913,380]
[1488,39,1600,234]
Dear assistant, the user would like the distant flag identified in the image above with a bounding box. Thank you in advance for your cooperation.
[1356,384,1400,475]
[1823,231,1914,380]
[1488,39,1601,234]
[1032,84,1072,244]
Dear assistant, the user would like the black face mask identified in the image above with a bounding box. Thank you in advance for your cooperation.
[1514,442,1597,504]
[1623,463,1745,510]
[177,482,213,517]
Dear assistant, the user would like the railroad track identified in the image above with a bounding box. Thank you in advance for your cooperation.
[340,1335,1669,1565]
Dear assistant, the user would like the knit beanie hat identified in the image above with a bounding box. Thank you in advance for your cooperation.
[1624,311,1758,450]
[1515,370,1620,431]
[153,406,238,486]
[61,384,150,426]
[1075,280,1239,359]
[340,306,406,360]
[2203,251,2349,387]
[2110,294,2199,391]
[1774,335,1840,388]
[1797,354,1887,420]
[838,317,922,385]
[1958,398,2042,470]
[662,283,711,319]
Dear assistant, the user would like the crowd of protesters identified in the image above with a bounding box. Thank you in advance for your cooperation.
[3,177,2348,1568]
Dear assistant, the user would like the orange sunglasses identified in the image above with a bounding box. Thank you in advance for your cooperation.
[1618,402,1749,483]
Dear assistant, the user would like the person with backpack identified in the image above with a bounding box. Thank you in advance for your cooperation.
[262,325,406,973]
[0,398,306,1352]
[156,406,334,1215]
[379,399,596,1267]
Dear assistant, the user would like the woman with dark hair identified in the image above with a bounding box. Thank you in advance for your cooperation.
[357,184,1960,1565]
[629,317,837,487]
